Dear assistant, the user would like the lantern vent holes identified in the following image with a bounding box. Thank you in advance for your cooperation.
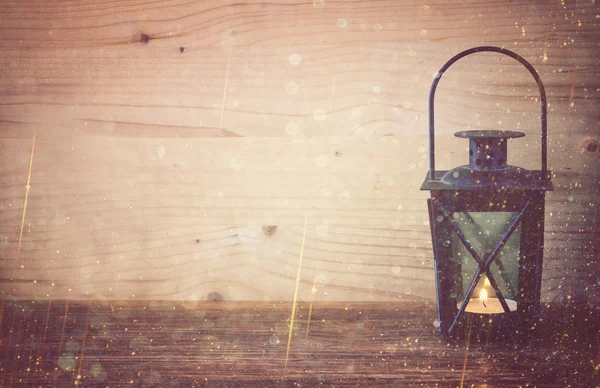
[452,130,526,176]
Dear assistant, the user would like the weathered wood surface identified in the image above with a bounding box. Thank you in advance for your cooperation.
[0,301,597,387]
[0,0,599,302]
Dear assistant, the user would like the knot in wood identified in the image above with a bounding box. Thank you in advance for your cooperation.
[262,225,278,237]
[581,138,599,155]
[140,33,151,44]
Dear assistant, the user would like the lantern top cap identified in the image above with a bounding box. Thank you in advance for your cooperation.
[454,130,525,139]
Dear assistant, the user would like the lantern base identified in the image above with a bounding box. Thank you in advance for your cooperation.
[440,310,536,344]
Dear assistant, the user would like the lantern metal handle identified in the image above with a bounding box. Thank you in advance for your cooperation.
[428,46,548,180]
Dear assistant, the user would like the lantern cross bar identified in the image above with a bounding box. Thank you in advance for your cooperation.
[433,201,511,312]
[461,213,518,298]
[445,201,531,335]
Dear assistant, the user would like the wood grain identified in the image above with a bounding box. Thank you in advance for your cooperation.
[0,0,598,302]
[0,301,597,387]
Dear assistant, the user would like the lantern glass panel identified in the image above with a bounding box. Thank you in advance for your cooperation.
[452,212,521,312]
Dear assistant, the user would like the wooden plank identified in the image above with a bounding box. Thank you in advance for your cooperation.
[0,135,598,301]
[0,301,597,386]
[0,0,597,48]
[0,44,598,140]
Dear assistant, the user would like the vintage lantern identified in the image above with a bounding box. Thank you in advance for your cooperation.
[421,47,553,339]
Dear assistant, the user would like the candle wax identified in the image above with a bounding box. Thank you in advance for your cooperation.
[458,298,517,314]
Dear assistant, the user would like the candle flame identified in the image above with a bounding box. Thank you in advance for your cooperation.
[484,276,490,286]
[480,289,488,301]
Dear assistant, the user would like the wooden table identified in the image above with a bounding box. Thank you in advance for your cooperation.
[0,300,597,387]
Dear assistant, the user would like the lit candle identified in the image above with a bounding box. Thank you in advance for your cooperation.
[459,288,518,314]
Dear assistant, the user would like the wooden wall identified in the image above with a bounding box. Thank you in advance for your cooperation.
[0,0,598,303]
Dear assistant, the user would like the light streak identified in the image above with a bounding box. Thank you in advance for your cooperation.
[75,310,90,385]
[541,1,557,65]
[17,129,37,257]
[284,215,308,368]
[568,82,576,109]
[58,300,70,355]
[305,277,317,339]
[218,54,231,137]
[459,316,473,388]
[41,299,52,343]
[37,299,53,361]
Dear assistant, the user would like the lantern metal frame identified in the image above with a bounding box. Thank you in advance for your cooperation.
[421,46,553,338]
